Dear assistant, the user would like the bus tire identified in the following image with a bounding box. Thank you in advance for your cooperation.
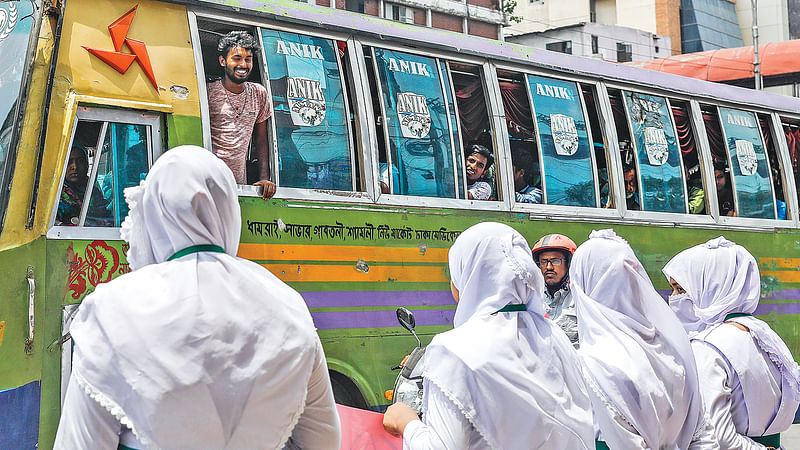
[329,370,369,410]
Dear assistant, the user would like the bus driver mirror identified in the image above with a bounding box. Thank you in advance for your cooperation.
[396,307,415,332]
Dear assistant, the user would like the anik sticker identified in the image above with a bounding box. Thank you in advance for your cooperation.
[550,114,578,156]
[397,92,431,139]
[287,77,326,127]
[735,140,758,175]
[644,127,669,166]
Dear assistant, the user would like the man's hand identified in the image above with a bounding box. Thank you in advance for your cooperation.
[253,179,276,200]
[382,403,419,438]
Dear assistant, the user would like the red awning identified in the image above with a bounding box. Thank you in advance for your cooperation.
[626,40,800,85]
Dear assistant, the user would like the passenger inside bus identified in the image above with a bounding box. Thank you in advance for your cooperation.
[204,29,275,200]
[715,165,736,216]
[56,145,112,227]
[510,144,542,203]
[623,165,640,211]
[465,144,493,200]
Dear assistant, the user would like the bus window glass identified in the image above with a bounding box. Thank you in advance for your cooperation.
[622,91,686,213]
[580,84,613,208]
[260,29,354,191]
[758,114,787,219]
[671,101,707,215]
[781,117,800,216]
[716,107,775,219]
[373,48,457,197]
[0,1,36,228]
[440,61,466,198]
[700,105,735,216]
[497,69,542,204]
[608,89,637,209]
[527,75,597,207]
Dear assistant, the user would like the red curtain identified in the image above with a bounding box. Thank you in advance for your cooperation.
[498,80,534,139]
[455,79,490,143]
[672,107,696,155]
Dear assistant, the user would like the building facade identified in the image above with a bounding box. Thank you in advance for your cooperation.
[680,0,743,52]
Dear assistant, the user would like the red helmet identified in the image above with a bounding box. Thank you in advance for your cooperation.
[531,234,577,263]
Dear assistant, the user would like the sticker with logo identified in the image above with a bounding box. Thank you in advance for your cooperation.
[644,127,669,166]
[550,114,579,156]
[735,140,758,175]
[287,77,326,127]
[397,92,431,139]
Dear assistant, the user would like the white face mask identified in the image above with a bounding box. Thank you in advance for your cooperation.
[668,293,704,334]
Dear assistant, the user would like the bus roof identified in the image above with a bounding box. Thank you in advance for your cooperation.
[177,0,800,113]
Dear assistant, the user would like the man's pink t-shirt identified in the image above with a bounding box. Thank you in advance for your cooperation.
[207,80,272,184]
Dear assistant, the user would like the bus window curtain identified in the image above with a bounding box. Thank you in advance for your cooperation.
[702,111,727,165]
[498,80,534,140]
[672,107,696,155]
[455,79,489,144]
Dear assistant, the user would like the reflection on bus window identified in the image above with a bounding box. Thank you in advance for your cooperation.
[621,91,686,213]
[496,69,542,204]
[758,114,787,220]
[781,117,800,218]
[56,119,152,227]
[527,75,598,207]
[717,107,775,219]
[261,29,355,191]
[671,101,707,215]
[372,48,458,197]
[581,84,612,208]
[700,105,736,216]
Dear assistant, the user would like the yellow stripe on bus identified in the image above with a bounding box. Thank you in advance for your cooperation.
[759,258,800,270]
[238,243,449,263]
[261,263,449,283]
[761,270,800,283]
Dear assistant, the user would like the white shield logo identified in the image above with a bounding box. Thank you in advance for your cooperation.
[396,92,431,139]
[550,114,579,156]
[644,127,669,166]
[287,77,326,127]
[735,140,758,176]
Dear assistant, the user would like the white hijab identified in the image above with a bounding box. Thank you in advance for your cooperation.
[68,146,320,449]
[571,229,704,449]
[423,222,594,449]
[663,237,800,400]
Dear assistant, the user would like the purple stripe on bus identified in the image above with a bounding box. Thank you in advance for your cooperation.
[658,289,800,315]
[302,290,453,308]
[311,308,454,330]
[763,289,800,301]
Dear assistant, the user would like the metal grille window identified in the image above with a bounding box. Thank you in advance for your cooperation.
[617,42,632,62]
[591,35,599,54]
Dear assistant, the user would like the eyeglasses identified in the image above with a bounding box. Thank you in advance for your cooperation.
[536,258,565,267]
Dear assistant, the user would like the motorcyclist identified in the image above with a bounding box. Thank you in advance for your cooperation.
[532,234,579,347]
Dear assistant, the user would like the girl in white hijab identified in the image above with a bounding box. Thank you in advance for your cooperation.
[571,229,717,450]
[55,146,340,449]
[383,222,594,449]
[663,237,800,449]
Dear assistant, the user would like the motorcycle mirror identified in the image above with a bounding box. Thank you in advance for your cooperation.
[396,307,416,332]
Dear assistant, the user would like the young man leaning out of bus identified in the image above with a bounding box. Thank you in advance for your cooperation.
[532,234,579,348]
[465,144,493,200]
[207,31,275,200]
[511,146,542,203]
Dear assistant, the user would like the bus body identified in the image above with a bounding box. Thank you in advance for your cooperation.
[1,0,800,447]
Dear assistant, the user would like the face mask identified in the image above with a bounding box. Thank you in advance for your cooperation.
[668,293,704,334]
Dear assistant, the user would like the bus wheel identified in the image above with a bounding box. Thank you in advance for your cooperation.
[329,370,368,410]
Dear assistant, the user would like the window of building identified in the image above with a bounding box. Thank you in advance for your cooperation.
[618,91,686,213]
[260,29,357,191]
[616,42,632,62]
[591,35,599,54]
[385,4,414,24]
[345,0,365,13]
[546,41,572,55]
[53,107,161,228]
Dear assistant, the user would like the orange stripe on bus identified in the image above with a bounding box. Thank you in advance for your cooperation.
[238,243,449,263]
[260,263,449,283]
[759,258,800,270]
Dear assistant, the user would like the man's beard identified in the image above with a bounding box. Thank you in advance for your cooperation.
[225,66,249,84]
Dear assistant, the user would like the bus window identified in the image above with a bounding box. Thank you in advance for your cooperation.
[700,105,736,216]
[671,101,707,215]
[607,89,637,210]
[581,84,613,208]
[619,91,686,213]
[780,117,800,216]
[260,29,356,191]
[441,61,466,199]
[714,107,775,219]
[496,69,542,204]
[758,114,787,219]
[369,47,461,198]
[526,74,598,207]
[54,108,161,228]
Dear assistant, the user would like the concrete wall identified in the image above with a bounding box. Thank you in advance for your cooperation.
[616,0,658,33]
[505,0,591,35]
[736,0,790,45]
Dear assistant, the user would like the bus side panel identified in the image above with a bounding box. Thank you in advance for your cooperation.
[0,237,46,448]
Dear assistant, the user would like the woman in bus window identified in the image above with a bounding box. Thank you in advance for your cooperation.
[715,165,736,216]
[571,230,717,449]
[56,145,113,226]
[382,222,594,449]
[663,238,800,448]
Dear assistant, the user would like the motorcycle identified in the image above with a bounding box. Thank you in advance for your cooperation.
[387,307,425,416]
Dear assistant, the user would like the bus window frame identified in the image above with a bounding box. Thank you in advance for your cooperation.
[47,105,163,240]
[489,61,622,220]
[688,99,721,219]
[442,61,469,199]
[714,105,778,221]
[191,9,375,203]
[775,111,800,224]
